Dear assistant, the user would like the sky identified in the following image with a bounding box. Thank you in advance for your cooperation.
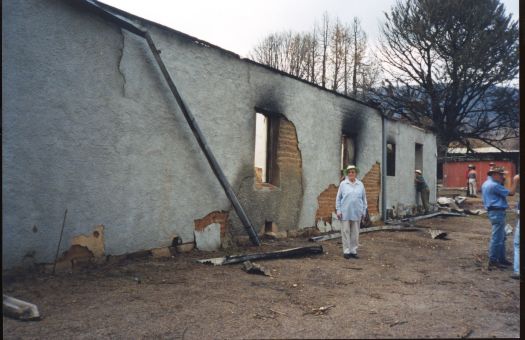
[99,0,519,58]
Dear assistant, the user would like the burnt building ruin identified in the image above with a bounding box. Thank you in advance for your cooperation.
[2,0,437,268]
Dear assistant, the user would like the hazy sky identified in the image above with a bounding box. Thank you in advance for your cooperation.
[99,0,519,58]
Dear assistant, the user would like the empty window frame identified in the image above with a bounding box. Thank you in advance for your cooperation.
[415,143,423,172]
[341,134,356,170]
[254,112,279,186]
[386,142,396,176]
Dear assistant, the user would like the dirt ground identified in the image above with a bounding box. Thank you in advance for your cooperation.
[3,197,520,339]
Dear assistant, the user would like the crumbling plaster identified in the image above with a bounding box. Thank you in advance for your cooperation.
[2,0,436,268]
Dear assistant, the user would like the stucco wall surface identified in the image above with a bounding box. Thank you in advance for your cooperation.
[385,120,437,215]
[2,0,435,268]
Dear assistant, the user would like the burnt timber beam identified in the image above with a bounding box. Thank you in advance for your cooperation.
[197,245,324,265]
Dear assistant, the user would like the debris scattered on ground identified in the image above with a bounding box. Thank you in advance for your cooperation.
[242,261,271,276]
[196,245,324,265]
[437,196,471,213]
[454,196,467,205]
[429,229,448,239]
[309,225,420,242]
[3,295,41,321]
[389,320,408,327]
[385,211,465,225]
[361,225,421,233]
[464,209,486,215]
[303,304,335,316]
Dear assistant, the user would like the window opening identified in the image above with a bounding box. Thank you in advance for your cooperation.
[387,142,396,176]
[254,112,279,185]
[341,134,356,170]
[415,143,423,172]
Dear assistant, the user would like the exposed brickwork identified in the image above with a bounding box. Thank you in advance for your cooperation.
[276,119,302,172]
[315,184,339,225]
[254,117,301,191]
[361,162,381,216]
[194,211,229,236]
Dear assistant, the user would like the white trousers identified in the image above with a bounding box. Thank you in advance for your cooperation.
[468,178,477,196]
[341,220,360,254]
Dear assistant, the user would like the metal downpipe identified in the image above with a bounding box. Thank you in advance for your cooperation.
[81,0,261,246]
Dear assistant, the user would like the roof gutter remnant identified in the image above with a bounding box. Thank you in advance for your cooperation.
[80,0,261,246]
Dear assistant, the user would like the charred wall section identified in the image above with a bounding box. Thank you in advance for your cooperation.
[230,115,303,240]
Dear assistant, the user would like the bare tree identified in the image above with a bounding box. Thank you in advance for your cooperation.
[249,13,379,99]
[377,0,519,154]
[319,12,330,88]
[330,18,346,91]
[350,18,365,96]
[250,31,310,78]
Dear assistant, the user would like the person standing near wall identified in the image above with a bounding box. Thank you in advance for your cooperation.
[415,170,430,214]
[468,165,477,197]
[336,165,367,259]
[481,167,519,269]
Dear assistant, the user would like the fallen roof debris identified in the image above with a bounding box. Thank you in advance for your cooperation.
[3,295,41,321]
[196,245,324,265]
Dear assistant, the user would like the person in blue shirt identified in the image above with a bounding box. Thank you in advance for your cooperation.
[336,165,368,259]
[481,167,519,269]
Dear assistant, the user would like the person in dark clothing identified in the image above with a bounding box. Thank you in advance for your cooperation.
[415,170,430,214]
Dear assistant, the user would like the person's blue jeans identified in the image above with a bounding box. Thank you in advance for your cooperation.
[514,219,520,273]
[488,210,506,262]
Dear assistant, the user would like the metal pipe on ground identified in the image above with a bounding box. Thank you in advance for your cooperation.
[309,225,422,242]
